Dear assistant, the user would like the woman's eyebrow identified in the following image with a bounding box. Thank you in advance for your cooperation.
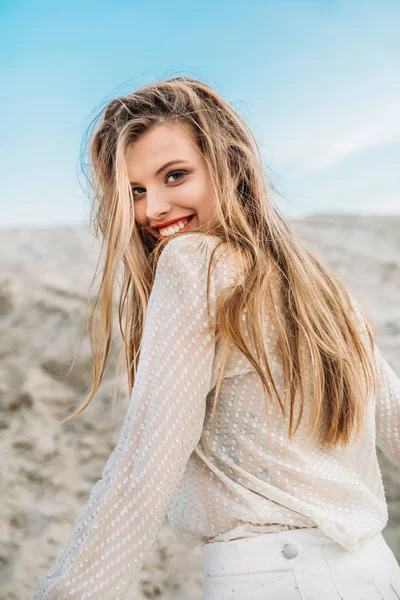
[129,159,190,185]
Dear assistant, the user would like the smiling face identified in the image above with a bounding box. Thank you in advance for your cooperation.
[125,122,216,240]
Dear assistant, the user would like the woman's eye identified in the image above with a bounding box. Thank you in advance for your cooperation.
[131,170,188,198]
[131,187,145,197]
[166,170,188,183]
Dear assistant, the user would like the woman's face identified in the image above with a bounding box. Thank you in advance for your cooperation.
[125,122,216,241]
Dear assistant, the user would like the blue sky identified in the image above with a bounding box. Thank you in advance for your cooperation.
[1,0,399,228]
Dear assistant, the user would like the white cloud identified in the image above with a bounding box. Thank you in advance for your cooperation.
[268,92,400,176]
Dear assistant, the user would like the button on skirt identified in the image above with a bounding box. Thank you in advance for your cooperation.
[202,527,400,599]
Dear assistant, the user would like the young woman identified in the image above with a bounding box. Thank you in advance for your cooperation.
[32,77,400,599]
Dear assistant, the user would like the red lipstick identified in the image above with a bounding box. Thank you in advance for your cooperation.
[158,215,195,240]
[151,214,195,230]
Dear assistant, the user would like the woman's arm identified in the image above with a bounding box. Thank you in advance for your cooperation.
[374,344,400,466]
[32,234,221,600]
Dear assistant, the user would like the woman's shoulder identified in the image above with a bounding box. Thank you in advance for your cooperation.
[158,232,245,282]
[161,232,243,261]
[155,233,219,277]
[160,232,219,255]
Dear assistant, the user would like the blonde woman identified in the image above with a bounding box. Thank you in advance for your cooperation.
[32,77,400,599]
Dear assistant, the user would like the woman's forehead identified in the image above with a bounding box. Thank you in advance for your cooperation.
[125,124,200,182]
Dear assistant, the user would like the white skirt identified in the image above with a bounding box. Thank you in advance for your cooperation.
[202,527,400,599]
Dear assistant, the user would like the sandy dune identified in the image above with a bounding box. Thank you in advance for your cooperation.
[0,215,399,599]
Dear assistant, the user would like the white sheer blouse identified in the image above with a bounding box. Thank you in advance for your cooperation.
[32,233,400,599]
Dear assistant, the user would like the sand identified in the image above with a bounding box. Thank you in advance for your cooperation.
[0,215,399,599]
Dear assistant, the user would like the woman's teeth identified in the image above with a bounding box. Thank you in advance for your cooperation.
[159,217,191,237]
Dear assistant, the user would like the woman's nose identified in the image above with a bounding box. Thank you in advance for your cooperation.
[145,195,171,221]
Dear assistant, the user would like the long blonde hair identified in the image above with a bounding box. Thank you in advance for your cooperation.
[63,76,377,450]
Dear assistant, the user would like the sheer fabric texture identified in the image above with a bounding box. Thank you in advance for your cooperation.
[32,233,400,599]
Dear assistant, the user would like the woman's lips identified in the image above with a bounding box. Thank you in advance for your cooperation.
[159,215,196,239]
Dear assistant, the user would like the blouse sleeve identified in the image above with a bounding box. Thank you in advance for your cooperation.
[374,344,400,466]
[32,234,221,600]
